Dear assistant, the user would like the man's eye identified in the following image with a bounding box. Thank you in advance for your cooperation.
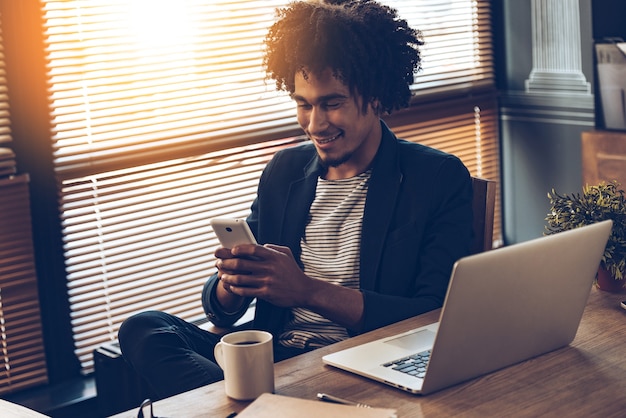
[325,102,341,109]
[297,103,312,109]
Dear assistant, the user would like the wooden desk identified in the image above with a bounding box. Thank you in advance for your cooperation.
[110,288,626,417]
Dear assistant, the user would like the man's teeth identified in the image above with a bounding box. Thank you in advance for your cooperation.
[317,134,340,144]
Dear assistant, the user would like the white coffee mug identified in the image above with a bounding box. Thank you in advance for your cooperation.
[214,330,274,400]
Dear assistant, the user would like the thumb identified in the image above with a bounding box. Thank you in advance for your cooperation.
[264,243,293,257]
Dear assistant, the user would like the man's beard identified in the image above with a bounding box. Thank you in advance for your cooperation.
[319,151,353,168]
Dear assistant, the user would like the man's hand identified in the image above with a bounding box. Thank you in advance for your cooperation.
[215,244,364,329]
[216,244,312,307]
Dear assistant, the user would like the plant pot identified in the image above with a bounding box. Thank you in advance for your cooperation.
[595,267,625,292]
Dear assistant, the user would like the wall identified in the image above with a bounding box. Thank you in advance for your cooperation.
[497,0,601,244]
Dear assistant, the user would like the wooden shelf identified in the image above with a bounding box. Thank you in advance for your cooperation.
[581,130,626,187]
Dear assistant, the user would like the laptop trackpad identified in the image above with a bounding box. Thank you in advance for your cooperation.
[384,329,436,350]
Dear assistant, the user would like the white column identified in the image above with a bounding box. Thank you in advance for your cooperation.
[525,0,590,94]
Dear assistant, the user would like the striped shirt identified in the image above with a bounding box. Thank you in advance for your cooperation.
[278,169,371,349]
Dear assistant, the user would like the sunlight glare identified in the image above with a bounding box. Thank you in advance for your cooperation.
[129,0,196,58]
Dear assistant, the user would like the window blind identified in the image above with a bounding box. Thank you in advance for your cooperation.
[40,0,498,373]
[391,0,494,94]
[0,14,11,146]
[44,0,300,180]
[62,137,304,368]
[0,175,49,395]
[0,10,48,395]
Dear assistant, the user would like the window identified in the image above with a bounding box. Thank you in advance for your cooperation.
[39,0,498,373]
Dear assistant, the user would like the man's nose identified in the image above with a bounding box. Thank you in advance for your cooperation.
[308,107,329,133]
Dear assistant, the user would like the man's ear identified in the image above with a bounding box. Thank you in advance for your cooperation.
[369,99,382,116]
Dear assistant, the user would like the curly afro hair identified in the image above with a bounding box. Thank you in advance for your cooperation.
[263,0,423,115]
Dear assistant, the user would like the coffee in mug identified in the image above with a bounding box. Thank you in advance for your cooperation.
[214,330,274,400]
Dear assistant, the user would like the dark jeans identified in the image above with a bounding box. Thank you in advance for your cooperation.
[118,310,305,400]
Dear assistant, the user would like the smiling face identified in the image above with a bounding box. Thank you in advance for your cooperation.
[292,69,382,180]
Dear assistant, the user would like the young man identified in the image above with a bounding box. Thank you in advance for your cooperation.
[119,0,473,400]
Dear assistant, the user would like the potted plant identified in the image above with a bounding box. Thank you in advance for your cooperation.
[545,181,626,291]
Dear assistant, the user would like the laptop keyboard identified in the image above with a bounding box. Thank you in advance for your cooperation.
[382,349,431,378]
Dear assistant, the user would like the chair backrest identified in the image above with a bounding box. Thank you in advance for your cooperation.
[469,176,497,254]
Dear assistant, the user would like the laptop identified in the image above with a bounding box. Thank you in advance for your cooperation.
[322,220,613,395]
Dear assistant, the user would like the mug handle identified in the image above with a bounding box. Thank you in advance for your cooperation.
[214,341,225,369]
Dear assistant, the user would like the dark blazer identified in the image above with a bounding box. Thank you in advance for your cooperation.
[203,121,473,336]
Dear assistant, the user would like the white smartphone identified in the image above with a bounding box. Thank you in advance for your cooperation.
[210,218,257,249]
